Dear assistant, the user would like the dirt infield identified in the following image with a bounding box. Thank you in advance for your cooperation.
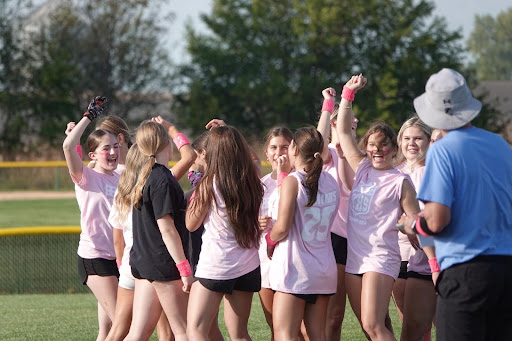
[0,191,75,201]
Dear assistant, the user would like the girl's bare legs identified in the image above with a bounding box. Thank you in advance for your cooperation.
[97,302,112,341]
[400,278,436,341]
[208,311,225,341]
[303,295,330,341]
[187,281,224,341]
[156,311,174,341]
[326,264,347,340]
[346,273,371,340]
[152,280,189,341]
[360,272,396,341]
[87,275,118,341]
[259,288,275,339]
[272,292,306,341]
[124,279,165,341]
[224,290,254,341]
[105,287,134,341]
[392,277,406,322]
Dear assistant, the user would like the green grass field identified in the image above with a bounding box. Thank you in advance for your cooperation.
[0,199,80,228]
[0,197,433,340]
[0,293,404,340]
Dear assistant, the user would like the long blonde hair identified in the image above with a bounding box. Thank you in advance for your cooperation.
[131,121,170,208]
[395,116,432,168]
[114,143,145,223]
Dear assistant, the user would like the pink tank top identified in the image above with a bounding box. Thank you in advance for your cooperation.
[269,171,340,294]
[322,144,351,238]
[402,165,431,275]
[195,181,260,280]
[346,158,410,280]
[259,173,277,288]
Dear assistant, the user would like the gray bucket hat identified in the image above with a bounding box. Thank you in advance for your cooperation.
[414,68,482,130]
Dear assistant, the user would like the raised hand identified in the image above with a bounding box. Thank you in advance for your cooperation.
[65,122,76,136]
[322,87,336,101]
[276,155,292,174]
[345,74,367,92]
[205,118,226,130]
[151,115,173,131]
[84,96,107,121]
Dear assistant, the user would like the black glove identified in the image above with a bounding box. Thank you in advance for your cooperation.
[84,96,107,121]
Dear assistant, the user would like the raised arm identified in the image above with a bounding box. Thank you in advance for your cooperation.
[151,116,197,181]
[336,75,367,173]
[331,127,355,190]
[63,117,92,182]
[317,87,336,163]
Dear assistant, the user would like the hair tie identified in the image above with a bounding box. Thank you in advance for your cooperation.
[149,154,156,158]
[314,152,321,159]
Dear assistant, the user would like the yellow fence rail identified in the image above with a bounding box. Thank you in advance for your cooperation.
[0,226,81,237]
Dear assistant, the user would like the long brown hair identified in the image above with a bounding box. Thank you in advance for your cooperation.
[293,126,324,207]
[131,121,170,209]
[114,143,145,223]
[189,126,263,249]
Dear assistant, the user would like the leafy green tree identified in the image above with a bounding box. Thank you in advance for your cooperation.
[467,8,512,80]
[173,0,466,136]
[0,0,173,159]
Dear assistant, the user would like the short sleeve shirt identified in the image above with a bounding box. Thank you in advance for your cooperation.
[130,163,189,281]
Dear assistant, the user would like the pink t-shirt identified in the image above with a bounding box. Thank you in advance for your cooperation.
[323,144,351,238]
[346,158,410,280]
[269,171,340,294]
[108,196,134,282]
[195,182,260,280]
[71,164,119,259]
[258,173,277,288]
[401,165,431,275]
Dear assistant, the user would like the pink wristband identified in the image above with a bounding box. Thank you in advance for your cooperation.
[415,215,430,237]
[75,145,83,159]
[176,260,192,277]
[116,259,122,269]
[428,257,441,273]
[277,172,288,186]
[189,190,196,202]
[321,99,335,114]
[265,232,279,246]
[172,133,190,151]
[341,85,357,101]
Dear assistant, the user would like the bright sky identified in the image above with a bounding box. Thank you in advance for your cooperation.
[166,0,512,64]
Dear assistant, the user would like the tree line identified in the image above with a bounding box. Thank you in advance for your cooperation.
[1,0,510,160]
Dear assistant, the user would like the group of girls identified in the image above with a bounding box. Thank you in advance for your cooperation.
[63,71,440,341]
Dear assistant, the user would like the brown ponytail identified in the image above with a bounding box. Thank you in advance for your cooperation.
[293,126,324,207]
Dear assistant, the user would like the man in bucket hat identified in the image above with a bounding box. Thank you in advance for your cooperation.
[404,68,512,340]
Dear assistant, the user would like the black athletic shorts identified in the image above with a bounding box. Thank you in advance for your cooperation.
[197,266,261,294]
[331,233,348,265]
[406,271,432,281]
[78,256,119,285]
[398,261,409,279]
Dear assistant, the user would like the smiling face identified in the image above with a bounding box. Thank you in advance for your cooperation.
[366,131,396,170]
[266,135,291,171]
[401,126,429,164]
[89,134,120,174]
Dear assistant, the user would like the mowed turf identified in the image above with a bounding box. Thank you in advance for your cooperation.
[0,199,80,228]
[0,293,405,340]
